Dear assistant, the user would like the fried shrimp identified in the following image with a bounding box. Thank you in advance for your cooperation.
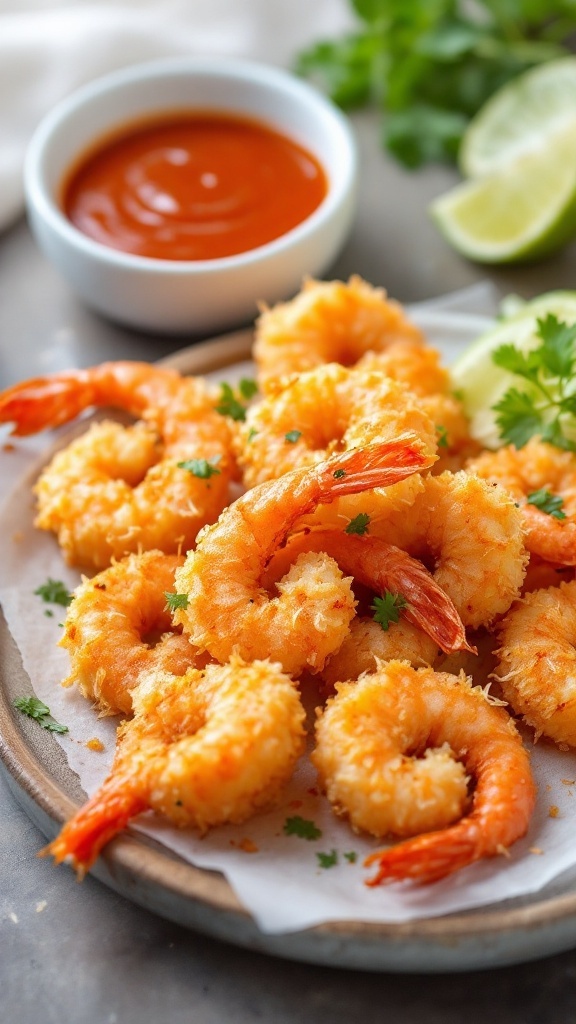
[44,657,306,877]
[264,530,472,656]
[60,550,206,716]
[0,362,235,568]
[235,363,437,491]
[320,618,439,689]
[173,437,435,675]
[467,438,576,565]
[253,276,427,393]
[313,661,536,885]
[307,470,527,630]
[495,580,576,746]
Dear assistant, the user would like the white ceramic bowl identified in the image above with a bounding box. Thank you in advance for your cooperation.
[24,57,358,336]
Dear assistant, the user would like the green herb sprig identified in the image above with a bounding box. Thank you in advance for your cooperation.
[283,815,322,840]
[295,1,576,168]
[526,488,567,519]
[372,591,408,630]
[492,315,576,450]
[215,379,258,421]
[34,578,73,607]
[14,696,68,734]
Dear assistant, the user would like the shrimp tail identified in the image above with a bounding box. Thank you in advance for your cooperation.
[364,824,482,886]
[40,779,147,878]
[369,544,475,655]
[0,372,97,435]
[316,435,436,501]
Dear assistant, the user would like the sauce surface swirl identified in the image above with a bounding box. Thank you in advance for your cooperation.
[62,113,328,261]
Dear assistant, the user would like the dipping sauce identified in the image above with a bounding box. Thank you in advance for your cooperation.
[62,113,328,261]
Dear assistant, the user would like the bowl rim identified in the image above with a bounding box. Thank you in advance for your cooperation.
[24,55,358,275]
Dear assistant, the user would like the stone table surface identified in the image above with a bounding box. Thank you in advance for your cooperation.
[3,92,576,1023]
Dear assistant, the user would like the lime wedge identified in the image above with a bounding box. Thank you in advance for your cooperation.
[430,127,576,264]
[461,57,576,179]
[451,291,576,449]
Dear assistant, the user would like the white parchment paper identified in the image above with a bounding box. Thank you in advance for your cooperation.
[3,283,576,934]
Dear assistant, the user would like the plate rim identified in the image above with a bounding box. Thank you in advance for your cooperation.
[3,325,576,970]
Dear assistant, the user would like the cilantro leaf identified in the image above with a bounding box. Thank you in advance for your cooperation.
[295,2,576,169]
[492,388,546,449]
[536,315,576,378]
[14,696,68,734]
[526,488,567,520]
[284,430,302,443]
[215,382,248,421]
[372,591,408,631]
[164,592,189,611]
[345,512,370,536]
[436,424,449,448]
[283,815,322,840]
[34,578,73,607]
[238,378,258,400]
[317,849,338,869]
[491,317,576,450]
[343,850,357,863]
[177,456,221,479]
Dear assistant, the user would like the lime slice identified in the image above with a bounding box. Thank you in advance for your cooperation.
[451,291,576,449]
[430,127,576,264]
[460,57,576,179]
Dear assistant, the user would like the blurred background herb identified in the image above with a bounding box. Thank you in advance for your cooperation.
[295,0,576,168]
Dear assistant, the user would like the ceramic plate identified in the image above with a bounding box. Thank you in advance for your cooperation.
[3,326,576,973]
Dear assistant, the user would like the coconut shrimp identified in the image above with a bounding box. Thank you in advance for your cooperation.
[60,550,208,716]
[264,530,472,657]
[467,438,576,565]
[253,276,428,393]
[44,657,306,877]
[495,579,576,746]
[173,437,435,676]
[320,618,440,689]
[236,363,437,492]
[0,362,236,568]
[306,470,528,630]
[313,661,536,885]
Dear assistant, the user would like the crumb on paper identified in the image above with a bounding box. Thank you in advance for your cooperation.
[496,844,511,858]
[230,837,259,854]
[9,913,18,924]
[36,901,47,913]
[561,779,575,786]
[12,531,23,543]
[3,443,15,452]
[549,805,560,818]
[545,784,552,792]
[529,847,544,855]
[86,737,105,752]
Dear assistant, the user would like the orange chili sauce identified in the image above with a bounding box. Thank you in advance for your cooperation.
[61,112,328,261]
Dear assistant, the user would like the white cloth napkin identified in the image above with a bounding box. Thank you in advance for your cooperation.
[0,0,356,231]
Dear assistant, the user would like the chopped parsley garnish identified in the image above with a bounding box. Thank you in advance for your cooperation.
[345,512,370,536]
[436,424,449,448]
[317,849,338,869]
[177,455,221,479]
[492,315,576,451]
[372,591,408,631]
[13,696,68,734]
[284,430,302,444]
[215,382,249,421]
[247,428,258,443]
[283,815,322,840]
[34,578,73,607]
[333,468,346,479]
[526,488,567,520]
[164,592,189,611]
[238,378,258,400]
[343,851,357,863]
